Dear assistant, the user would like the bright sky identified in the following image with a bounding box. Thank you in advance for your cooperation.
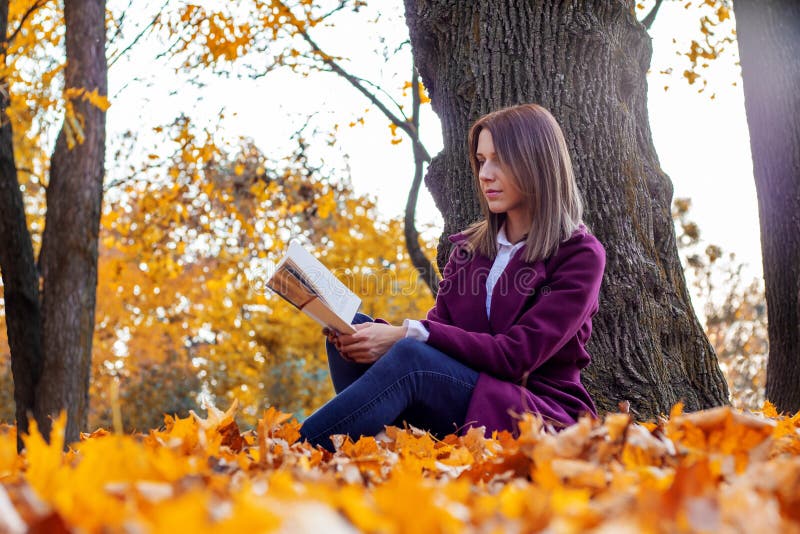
[646,4,761,280]
[107,1,763,283]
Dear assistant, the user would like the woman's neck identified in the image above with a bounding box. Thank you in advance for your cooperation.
[504,212,531,244]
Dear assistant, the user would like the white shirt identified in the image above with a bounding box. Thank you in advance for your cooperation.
[403,223,526,342]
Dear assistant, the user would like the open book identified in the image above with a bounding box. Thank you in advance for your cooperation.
[266,241,360,334]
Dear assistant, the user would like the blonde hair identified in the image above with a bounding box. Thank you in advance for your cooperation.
[463,103,585,263]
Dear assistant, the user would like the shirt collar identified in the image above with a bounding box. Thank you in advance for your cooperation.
[497,222,526,249]
[497,223,512,246]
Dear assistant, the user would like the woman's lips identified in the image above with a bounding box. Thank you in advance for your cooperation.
[485,190,501,199]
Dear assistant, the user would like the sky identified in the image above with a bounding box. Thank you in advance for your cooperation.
[107,1,763,285]
[646,3,761,280]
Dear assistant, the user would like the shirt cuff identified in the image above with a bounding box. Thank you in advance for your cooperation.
[402,318,430,342]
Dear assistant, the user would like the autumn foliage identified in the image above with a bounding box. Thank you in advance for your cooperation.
[0,1,787,529]
[0,401,798,532]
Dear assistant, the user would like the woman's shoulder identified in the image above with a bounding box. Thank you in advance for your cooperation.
[447,229,471,244]
[445,223,605,263]
[565,224,604,250]
[550,224,606,267]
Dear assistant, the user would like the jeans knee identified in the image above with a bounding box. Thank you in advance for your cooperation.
[392,337,423,353]
[384,338,435,371]
[353,313,374,324]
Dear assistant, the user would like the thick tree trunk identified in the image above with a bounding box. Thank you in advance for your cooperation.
[733,0,800,414]
[403,1,729,419]
[0,0,44,449]
[35,0,107,443]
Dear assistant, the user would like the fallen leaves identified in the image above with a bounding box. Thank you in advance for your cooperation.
[0,401,798,533]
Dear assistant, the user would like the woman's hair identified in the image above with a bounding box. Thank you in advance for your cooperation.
[463,103,585,263]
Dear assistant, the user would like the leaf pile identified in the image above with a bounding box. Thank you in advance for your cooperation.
[1,401,799,533]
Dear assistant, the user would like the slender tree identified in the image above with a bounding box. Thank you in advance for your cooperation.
[733,0,800,413]
[403,1,730,419]
[31,0,108,442]
[0,0,44,448]
[0,0,108,444]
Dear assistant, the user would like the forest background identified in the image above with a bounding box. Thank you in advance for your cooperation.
[0,0,768,432]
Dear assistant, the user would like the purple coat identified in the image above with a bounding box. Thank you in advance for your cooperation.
[420,224,605,436]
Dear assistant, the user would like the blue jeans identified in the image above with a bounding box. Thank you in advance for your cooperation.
[299,313,479,451]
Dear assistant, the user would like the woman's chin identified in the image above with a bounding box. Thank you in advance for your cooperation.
[486,204,507,214]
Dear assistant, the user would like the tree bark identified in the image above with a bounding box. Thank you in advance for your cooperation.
[35,0,107,443]
[403,0,729,419]
[733,0,800,414]
[0,0,44,449]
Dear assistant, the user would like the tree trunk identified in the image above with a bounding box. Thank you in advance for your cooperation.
[403,1,729,419]
[0,0,44,449]
[733,0,800,414]
[35,0,107,443]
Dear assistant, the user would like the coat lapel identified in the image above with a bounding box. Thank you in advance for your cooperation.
[465,253,493,333]
[488,251,546,334]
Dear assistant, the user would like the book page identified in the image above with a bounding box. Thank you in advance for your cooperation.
[285,241,361,324]
[302,298,357,334]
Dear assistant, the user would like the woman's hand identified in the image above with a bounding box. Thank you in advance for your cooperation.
[334,323,407,363]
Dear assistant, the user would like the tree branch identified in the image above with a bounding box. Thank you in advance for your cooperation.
[5,0,47,47]
[272,2,439,295]
[107,0,134,49]
[274,2,431,163]
[348,74,409,123]
[404,65,440,296]
[641,0,664,31]
[108,1,169,68]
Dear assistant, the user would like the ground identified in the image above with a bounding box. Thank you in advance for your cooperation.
[1,400,799,533]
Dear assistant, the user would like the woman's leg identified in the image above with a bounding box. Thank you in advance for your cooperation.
[326,312,375,393]
[300,338,479,451]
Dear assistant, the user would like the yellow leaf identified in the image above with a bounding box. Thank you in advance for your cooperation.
[22,412,68,501]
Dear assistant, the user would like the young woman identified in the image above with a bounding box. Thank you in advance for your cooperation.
[298,103,606,451]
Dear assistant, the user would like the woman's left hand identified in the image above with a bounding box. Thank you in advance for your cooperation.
[337,323,407,363]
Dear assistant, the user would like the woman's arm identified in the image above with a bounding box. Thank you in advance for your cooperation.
[420,241,605,382]
[336,322,408,363]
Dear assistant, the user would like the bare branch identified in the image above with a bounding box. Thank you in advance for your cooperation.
[272,5,430,162]
[298,29,411,135]
[404,65,440,296]
[107,0,134,48]
[348,74,409,123]
[316,0,349,22]
[5,0,48,47]
[641,0,664,31]
[108,1,169,68]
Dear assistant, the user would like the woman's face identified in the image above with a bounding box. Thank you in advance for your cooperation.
[476,129,525,217]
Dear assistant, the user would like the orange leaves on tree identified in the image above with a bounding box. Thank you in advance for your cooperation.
[683,69,701,85]
[62,87,111,149]
[163,4,254,66]
[89,122,436,430]
[388,122,402,145]
[63,87,111,112]
[401,80,431,104]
